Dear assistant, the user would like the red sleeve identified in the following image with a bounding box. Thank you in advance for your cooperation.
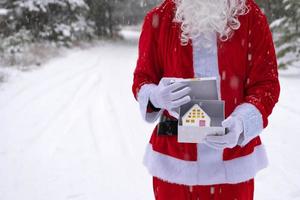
[132,11,162,100]
[244,0,280,128]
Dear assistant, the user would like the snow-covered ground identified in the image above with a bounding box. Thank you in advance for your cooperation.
[0,30,299,200]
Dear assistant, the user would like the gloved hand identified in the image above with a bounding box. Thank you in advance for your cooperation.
[204,116,244,149]
[149,79,191,113]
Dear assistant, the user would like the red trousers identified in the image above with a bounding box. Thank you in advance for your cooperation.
[153,177,254,200]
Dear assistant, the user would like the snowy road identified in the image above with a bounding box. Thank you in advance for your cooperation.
[0,32,300,200]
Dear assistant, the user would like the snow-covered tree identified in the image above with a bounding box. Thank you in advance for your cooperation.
[84,0,161,37]
[0,0,97,66]
[1,0,95,45]
[115,0,162,25]
[271,0,300,68]
[255,0,283,23]
[85,0,120,37]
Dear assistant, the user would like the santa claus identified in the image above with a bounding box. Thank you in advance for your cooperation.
[132,0,280,199]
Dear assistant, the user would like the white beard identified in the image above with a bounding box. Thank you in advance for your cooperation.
[173,0,248,47]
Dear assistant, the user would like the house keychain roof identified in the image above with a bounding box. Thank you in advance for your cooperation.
[182,104,211,127]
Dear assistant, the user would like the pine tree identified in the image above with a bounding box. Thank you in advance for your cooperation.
[1,0,94,45]
[0,0,96,66]
[255,0,283,23]
[115,0,162,25]
[271,0,300,68]
[85,0,124,38]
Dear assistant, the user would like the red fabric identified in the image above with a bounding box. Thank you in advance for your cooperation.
[153,176,254,200]
[223,136,261,161]
[132,0,280,161]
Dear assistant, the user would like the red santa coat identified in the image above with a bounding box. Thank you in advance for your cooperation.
[132,0,280,162]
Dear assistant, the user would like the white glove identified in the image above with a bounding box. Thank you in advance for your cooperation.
[149,79,191,114]
[204,116,244,149]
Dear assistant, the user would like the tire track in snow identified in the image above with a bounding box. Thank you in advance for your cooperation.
[44,69,102,158]
[0,55,103,153]
[0,55,101,113]
[0,49,98,107]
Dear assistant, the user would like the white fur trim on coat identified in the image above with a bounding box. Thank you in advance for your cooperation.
[143,143,268,185]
